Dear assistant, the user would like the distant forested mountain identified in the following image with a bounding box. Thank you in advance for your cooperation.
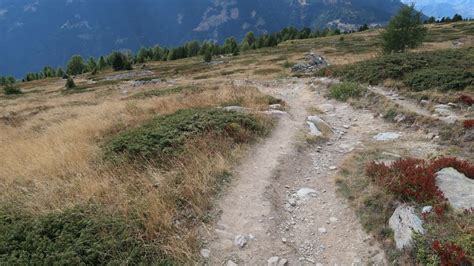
[0,0,406,77]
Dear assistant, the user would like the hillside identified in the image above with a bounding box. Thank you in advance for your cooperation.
[0,0,406,77]
[0,19,473,264]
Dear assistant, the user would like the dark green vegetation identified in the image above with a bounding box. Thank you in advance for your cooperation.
[3,85,23,95]
[0,206,161,265]
[65,77,76,89]
[329,82,366,101]
[105,108,268,163]
[381,4,427,53]
[109,52,133,71]
[326,48,474,91]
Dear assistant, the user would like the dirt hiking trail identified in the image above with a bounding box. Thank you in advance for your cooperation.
[201,78,403,265]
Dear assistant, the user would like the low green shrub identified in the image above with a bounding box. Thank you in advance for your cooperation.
[0,205,163,264]
[3,85,22,95]
[329,82,366,101]
[325,48,474,92]
[404,67,473,91]
[105,108,268,163]
[65,77,76,89]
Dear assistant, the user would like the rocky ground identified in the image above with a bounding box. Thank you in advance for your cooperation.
[198,77,452,265]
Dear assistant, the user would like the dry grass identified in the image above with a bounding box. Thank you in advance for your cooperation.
[0,79,274,262]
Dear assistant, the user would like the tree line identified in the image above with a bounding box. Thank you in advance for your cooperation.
[424,13,473,24]
[1,26,348,84]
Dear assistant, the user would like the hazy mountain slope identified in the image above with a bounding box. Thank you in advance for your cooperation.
[402,0,474,18]
[0,0,405,77]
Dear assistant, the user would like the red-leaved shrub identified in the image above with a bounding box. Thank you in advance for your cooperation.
[366,157,474,214]
[366,159,446,204]
[430,157,474,179]
[464,119,474,129]
[459,95,474,106]
[432,240,470,266]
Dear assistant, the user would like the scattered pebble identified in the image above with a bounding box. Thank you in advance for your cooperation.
[234,235,248,248]
[200,248,210,258]
[422,206,433,214]
[318,227,327,234]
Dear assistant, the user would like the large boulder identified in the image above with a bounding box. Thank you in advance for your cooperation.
[389,205,424,250]
[435,168,474,210]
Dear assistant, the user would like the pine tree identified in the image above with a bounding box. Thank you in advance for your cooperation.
[224,37,239,55]
[56,67,64,77]
[98,56,107,70]
[381,4,427,53]
[203,50,212,63]
[87,58,97,72]
[66,55,86,75]
[242,31,256,48]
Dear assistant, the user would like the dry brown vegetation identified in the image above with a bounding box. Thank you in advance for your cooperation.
[0,78,275,262]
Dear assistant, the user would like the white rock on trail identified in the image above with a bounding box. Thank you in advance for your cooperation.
[307,115,330,127]
[269,104,283,110]
[318,227,327,234]
[434,104,452,116]
[373,132,401,141]
[435,168,474,210]
[278,258,289,266]
[296,188,317,200]
[200,248,210,258]
[319,103,335,113]
[440,115,457,124]
[234,235,248,248]
[226,260,238,266]
[389,205,424,250]
[307,121,323,136]
[267,256,280,266]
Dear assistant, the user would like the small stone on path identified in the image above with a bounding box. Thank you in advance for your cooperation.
[200,248,210,258]
[227,260,238,266]
[373,132,401,141]
[268,256,280,266]
[234,235,248,248]
[296,188,317,199]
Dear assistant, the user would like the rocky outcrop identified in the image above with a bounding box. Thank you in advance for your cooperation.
[389,205,424,250]
[291,53,328,74]
[435,167,474,210]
